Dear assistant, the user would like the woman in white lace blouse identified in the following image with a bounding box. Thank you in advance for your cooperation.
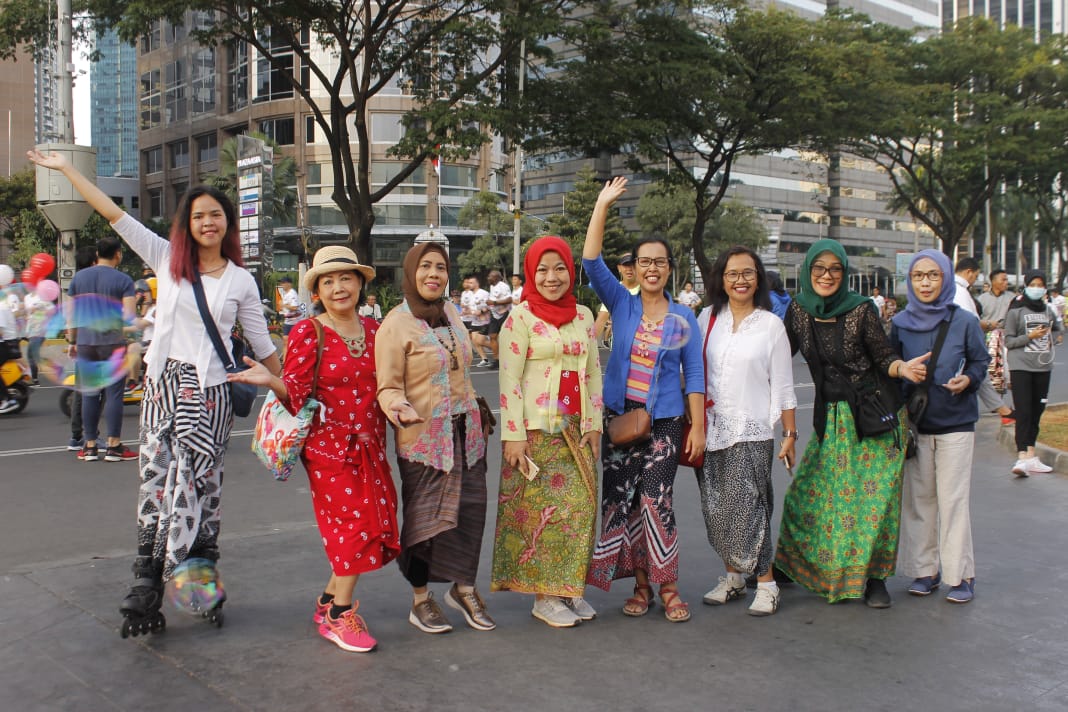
[696,246,797,617]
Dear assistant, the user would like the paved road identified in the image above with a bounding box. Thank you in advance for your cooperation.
[2,356,1068,711]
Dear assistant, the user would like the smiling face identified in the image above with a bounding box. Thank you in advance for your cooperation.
[722,253,758,307]
[810,251,844,299]
[315,270,363,318]
[416,252,449,301]
[910,257,943,304]
[533,251,571,302]
[634,242,671,295]
[190,194,228,252]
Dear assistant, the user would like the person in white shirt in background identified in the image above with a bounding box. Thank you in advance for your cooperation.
[485,270,512,369]
[23,289,56,385]
[510,274,523,304]
[279,275,302,336]
[1049,288,1066,326]
[464,275,492,366]
[870,286,886,318]
[952,257,981,318]
[358,293,383,321]
[0,297,20,413]
[677,281,702,314]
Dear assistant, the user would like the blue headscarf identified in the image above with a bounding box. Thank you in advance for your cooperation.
[892,250,955,331]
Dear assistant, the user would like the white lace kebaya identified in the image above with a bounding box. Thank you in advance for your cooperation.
[699,307,797,452]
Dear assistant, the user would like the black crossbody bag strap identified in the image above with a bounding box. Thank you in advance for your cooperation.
[191,273,238,371]
[911,309,955,404]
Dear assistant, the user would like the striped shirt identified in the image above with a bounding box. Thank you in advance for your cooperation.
[625,319,664,403]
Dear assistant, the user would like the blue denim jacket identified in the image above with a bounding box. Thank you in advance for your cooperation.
[583,255,704,418]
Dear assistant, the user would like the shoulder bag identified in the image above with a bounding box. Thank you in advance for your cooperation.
[253,320,325,480]
[679,311,715,469]
[192,275,258,418]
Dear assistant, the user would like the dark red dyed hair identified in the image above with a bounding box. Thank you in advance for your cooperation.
[168,185,244,284]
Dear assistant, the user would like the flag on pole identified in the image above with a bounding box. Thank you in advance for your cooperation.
[431,145,441,175]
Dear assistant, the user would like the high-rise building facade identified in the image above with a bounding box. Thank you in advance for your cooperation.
[135,12,508,285]
[942,0,1066,37]
[91,29,139,177]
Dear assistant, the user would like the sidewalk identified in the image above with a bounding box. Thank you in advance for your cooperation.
[3,416,1068,711]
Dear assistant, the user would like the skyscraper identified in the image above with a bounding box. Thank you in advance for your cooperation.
[91,29,139,177]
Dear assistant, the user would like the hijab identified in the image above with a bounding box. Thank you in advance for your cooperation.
[402,242,450,327]
[892,250,955,331]
[1010,269,1048,313]
[522,236,578,327]
[792,239,870,319]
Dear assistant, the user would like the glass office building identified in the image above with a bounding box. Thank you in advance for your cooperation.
[91,30,140,177]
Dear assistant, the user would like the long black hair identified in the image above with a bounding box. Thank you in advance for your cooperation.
[707,245,772,316]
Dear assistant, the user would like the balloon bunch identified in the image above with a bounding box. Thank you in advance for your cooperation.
[0,253,60,302]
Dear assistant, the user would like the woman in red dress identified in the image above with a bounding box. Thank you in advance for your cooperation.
[232,246,399,652]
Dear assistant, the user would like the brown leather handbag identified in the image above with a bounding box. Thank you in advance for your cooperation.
[607,408,652,447]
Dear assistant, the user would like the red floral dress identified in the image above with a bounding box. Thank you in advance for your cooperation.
[283,318,400,575]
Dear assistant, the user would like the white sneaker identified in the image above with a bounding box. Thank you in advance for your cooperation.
[563,596,597,621]
[1028,457,1053,474]
[476,359,491,367]
[531,596,582,628]
[748,586,781,617]
[0,399,18,414]
[702,575,747,606]
[1012,459,1030,477]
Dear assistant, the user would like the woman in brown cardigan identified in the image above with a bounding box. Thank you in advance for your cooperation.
[376,243,495,634]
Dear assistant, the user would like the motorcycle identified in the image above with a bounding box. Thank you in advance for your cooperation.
[0,356,32,414]
[58,372,144,417]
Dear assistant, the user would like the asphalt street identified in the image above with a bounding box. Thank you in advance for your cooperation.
[2,354,1068,711]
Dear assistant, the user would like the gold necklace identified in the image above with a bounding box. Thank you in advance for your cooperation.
[325,314,366,358]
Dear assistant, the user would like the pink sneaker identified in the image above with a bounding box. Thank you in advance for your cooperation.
[318,604,376,652]
[313,597,331,625]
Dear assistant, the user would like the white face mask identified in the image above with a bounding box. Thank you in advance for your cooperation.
[1025,286,1047,301]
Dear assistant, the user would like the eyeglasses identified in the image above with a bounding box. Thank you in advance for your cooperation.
[910,270,943,282]
[810,264,844,278]
[636,257,669,268]
[724,269,758,282]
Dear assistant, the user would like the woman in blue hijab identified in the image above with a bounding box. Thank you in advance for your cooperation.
[890,250,989,604]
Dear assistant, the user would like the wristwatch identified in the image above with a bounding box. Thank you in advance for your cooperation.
[782,430,799,439]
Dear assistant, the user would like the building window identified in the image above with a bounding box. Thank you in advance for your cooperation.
[440,165,478,197]
[190,48,215,115]
[173,182,188,207]
[371,113,405,143]
[228,42,248,112]
[148,188,164,218]
[170,140,189,169]
[165,60,187,123]
[140,69,161,130]
[259,117,295,145]
[371,162,427,195]
[254,27,294,102]
[144,146,163,174]
[305,115,316,144]
[140,21,161,54]
[196,133,218,163]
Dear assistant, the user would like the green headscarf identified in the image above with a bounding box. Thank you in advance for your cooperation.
[793,239,870,319]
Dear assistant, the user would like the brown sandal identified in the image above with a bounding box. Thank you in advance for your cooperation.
[623,584,654,617]
[659,584,691,623]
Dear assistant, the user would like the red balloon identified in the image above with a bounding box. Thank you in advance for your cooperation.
[29,253,55,277]
[21,268,39,286]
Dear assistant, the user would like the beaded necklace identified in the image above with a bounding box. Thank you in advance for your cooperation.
[325,314,366,358]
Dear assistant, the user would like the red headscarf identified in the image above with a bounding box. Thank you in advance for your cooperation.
[522,236,578,327]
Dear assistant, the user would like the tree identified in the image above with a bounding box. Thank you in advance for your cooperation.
[203,132,298,227]
[0,168,38,247]
[455,191,541,276]
[637,183,765,284]
[845,18,1068,260]
[528,1,893,285]
[9,209,54,268]
[541,166,629,265]
[40,0,574,264]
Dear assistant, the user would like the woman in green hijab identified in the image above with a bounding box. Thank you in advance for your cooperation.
[775,240,928,608]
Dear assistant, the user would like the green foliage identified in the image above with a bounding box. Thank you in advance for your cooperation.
[541,167,629,266]
[373,282,403,314]
[9,209,52,268]
[0,168,37,242]
[456,233,514,278]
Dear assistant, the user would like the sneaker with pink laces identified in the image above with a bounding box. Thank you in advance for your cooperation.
[318,604,376,652]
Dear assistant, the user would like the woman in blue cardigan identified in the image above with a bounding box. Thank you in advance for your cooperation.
[583,177,705,622]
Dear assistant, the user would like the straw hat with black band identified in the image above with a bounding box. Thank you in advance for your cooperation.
[303,246,376,292]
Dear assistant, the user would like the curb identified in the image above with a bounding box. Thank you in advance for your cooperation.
[996,403,1068,475]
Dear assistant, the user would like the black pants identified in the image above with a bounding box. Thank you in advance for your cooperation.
[1010,369,1052,452]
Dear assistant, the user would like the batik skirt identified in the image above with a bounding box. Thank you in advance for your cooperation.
[491,416,598,596]
[775,401,906,602]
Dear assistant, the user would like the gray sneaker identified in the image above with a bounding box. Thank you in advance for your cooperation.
[532,596,581,628]
[409,592,453,634]
[703,575,747,605]
[563,596,597,620]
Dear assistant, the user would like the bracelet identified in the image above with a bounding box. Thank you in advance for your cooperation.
[782,430,799,439]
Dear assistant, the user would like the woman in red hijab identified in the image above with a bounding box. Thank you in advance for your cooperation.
[490,236,605,628]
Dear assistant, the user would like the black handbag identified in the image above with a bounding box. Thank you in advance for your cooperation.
[191,274,258,418]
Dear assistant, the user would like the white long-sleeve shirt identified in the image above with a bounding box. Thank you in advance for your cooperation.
[111,213,275,388]
[698,306,797,452]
